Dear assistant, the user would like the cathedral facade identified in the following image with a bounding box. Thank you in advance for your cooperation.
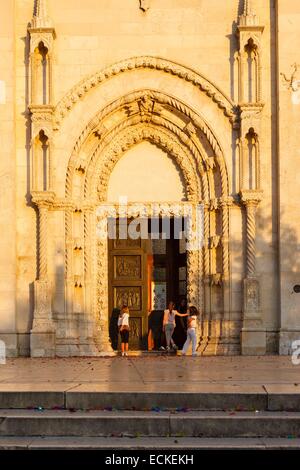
[0,0,299,357]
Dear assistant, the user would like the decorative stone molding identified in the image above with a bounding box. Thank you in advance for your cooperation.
[28,0,55,110]
[61,87,231,353]
[54,56,237,126]
[244,276,260,312]
[238,0,259,27]
[32,280,54,332]
[71,90,224,161]
[239,103,264,136]
[40,84,232,355]
[236,1,264,106]
[65,90,230,216]
[240,189,262,277]
[31,190,55,280]
[240,189,263,206]
[92,124,199,203]
[29,104,54,139]
[31,0,54,29]
[31,190,55,208]
[28,30,56,54]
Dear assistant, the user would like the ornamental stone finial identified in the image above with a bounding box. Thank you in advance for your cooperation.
[32,0,53,28]
[244,0,252,16]
[239,0,258,26]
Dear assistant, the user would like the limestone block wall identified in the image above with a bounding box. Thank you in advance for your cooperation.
[277,0,300,353]
[0,0,17,356]
[1,0,297,356]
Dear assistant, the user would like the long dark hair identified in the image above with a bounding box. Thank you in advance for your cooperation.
[189,306,199,316]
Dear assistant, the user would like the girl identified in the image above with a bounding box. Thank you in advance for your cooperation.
[163,301,189,351]
[118,305,130,357]
[182,306,200,356]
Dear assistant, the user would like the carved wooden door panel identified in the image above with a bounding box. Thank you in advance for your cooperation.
[108,219,148,350]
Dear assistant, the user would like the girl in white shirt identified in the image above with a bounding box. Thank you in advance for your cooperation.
[163,301,189,351]
[182,306,200,356]
[118,305,130,357]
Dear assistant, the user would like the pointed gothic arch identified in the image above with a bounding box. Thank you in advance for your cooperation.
[59,89,235,354]
[54,56,237,127]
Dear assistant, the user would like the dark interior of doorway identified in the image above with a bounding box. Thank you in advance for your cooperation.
[108,217,188,351]
[147,218,187,350]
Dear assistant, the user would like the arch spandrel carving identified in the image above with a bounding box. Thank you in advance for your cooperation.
[64,90,230,204]
[54,56,237,127]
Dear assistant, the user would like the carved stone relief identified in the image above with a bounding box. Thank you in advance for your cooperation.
[114,255,141,280]
[114,287,141,310]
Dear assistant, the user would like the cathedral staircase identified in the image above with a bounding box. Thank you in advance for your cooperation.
[0,388,300,449]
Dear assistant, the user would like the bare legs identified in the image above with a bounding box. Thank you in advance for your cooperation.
[121,342,129,356]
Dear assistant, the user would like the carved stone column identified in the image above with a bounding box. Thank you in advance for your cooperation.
[95,213,114,354]
[30,191,56,357]
[220,196,233,316]
[197,201,210,354]
[240,189,266,355]
[218,196,237,353]
[81,204,101,355]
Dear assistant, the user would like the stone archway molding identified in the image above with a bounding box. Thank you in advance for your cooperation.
[54,56,238,127]
[66,89,230,202]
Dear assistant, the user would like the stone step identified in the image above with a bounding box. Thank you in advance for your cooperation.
[0,387,299,411]
[0,410,300,438]
[1,436,300,449]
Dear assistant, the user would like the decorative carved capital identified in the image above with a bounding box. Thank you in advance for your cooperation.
[239,189,263,207]
[219,196,234,207]
[31,190,56,208]
[209,198,219,211]
[239,103,264,137]
[29,104,55,138]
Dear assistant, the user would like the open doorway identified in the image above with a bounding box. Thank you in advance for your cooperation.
[147,218,187,351]
[108,217,187,351]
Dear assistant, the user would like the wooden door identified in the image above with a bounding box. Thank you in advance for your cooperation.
[108,219,148,350]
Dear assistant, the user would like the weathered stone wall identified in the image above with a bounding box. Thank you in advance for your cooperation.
[0,0,17,356]
[0,0,298,356]
[277,0,300,353]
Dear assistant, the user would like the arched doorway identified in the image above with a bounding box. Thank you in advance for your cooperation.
[106,141,187,350]
[61,89,236,355]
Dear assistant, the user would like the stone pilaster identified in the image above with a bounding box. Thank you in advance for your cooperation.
[240,189,265,355]
[30,191,56,357]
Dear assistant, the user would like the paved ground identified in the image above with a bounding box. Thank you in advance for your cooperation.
[1,436,300,449]
[0,356,300,393]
